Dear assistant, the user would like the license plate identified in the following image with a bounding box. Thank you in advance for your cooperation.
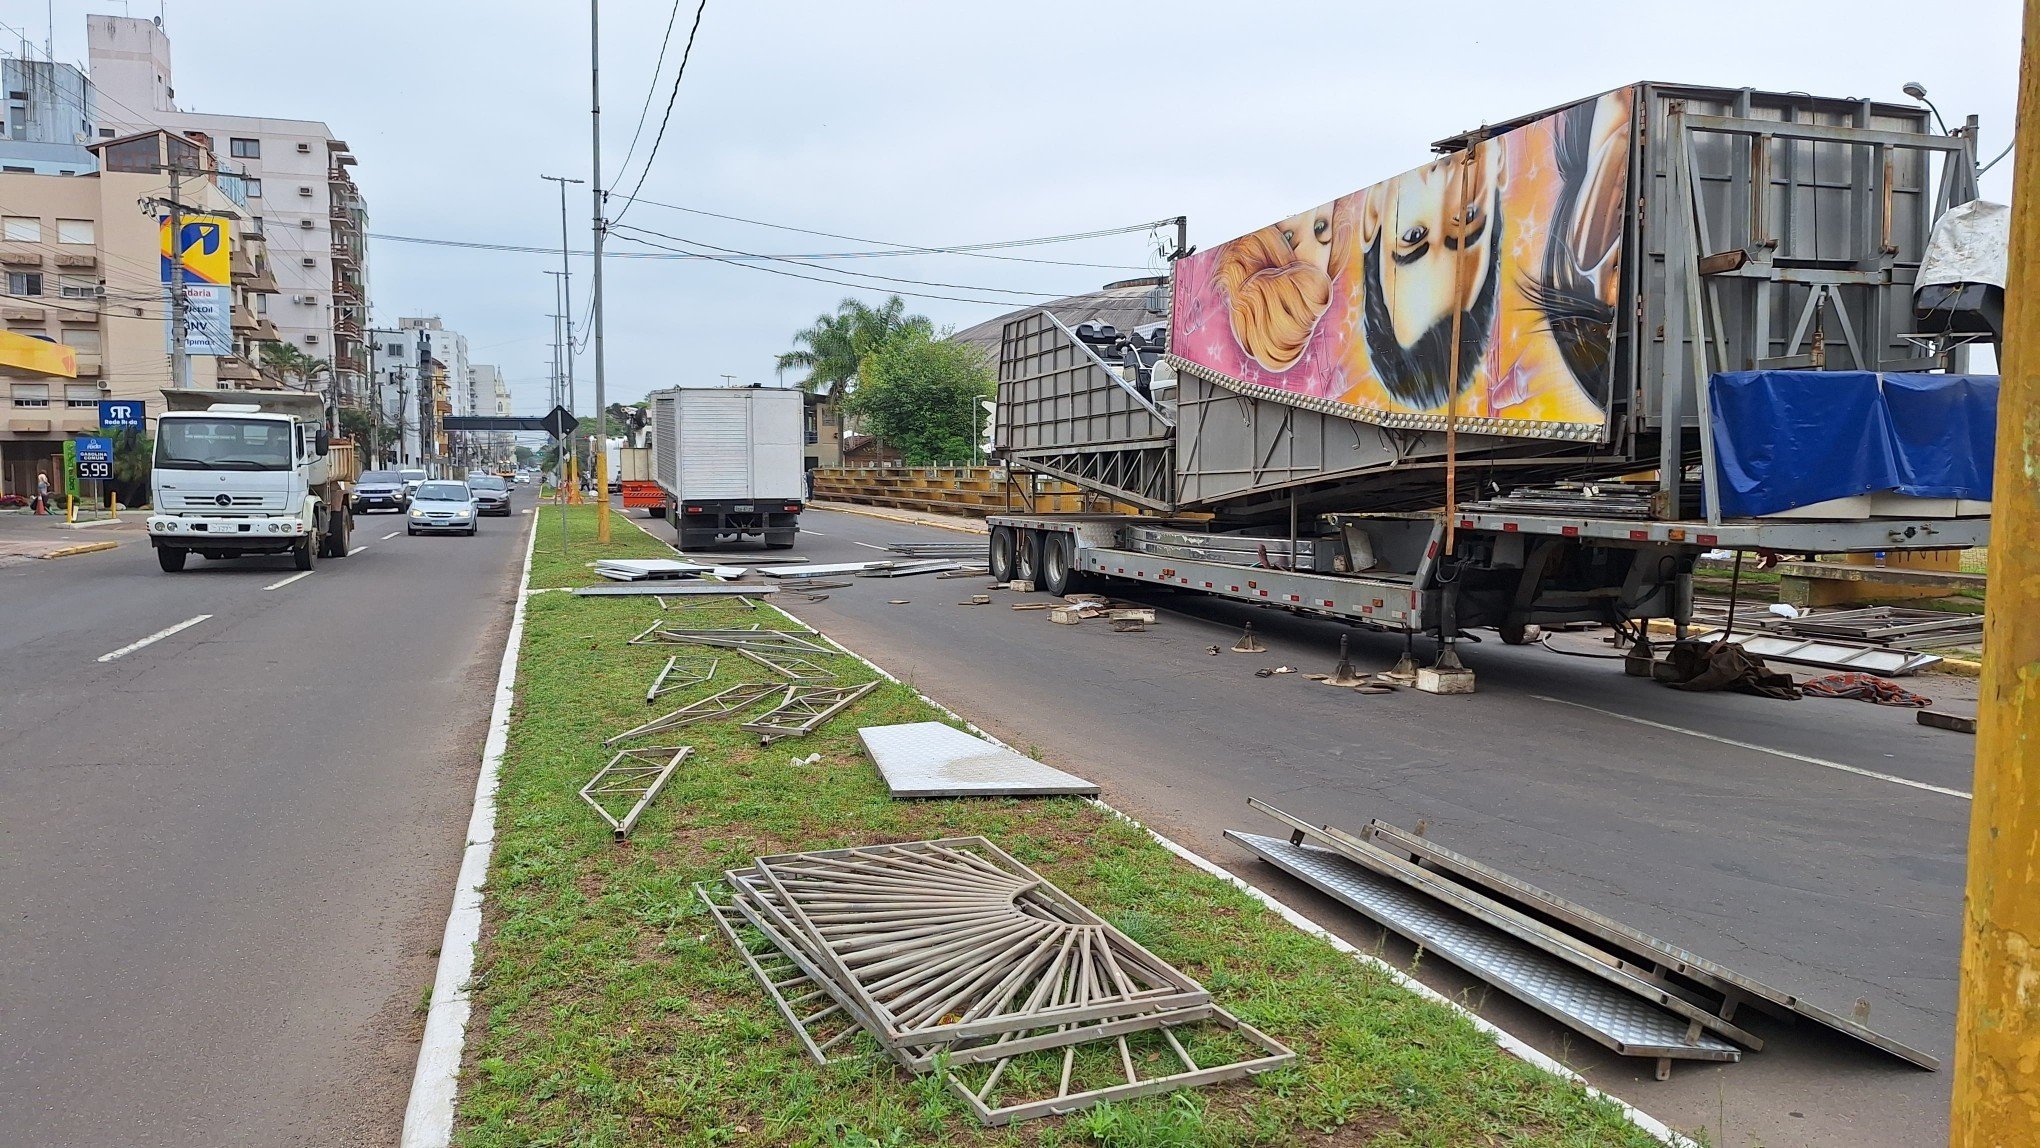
[734,504,754,512]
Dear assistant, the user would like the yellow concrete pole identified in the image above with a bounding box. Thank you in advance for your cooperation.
[1951,4,2040,1141]
[595,446,611,543]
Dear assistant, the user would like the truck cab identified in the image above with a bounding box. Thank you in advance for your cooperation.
[146,392,354,572]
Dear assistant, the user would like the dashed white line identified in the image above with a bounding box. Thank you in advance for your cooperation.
[850,540,890,551]
[802,529,827,537]
[264,571,314,591]
[97,614,211,663]
[1530,694,1972,800]
[348,545,367,556]
[382,531,401,540]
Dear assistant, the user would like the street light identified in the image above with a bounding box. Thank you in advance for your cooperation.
[1902,81,1950,135]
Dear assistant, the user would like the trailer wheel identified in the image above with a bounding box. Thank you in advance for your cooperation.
[1013,529,1042,587]
[648,506,666,519]
[988,526,1017,581]
[157,546,187,572]
[1040,532,1074,596]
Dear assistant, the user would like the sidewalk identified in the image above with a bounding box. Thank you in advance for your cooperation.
[0,509,142,560]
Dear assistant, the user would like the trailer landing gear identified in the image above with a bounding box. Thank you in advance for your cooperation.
[1417,581,1475,694]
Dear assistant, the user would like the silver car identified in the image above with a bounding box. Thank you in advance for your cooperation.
[406,481,480,536]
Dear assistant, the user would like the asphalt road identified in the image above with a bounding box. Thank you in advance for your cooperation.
[721,504,1978,1148]
[0,505,530,1147]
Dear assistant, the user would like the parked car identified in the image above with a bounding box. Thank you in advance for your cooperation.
[398,468,429,496]
[351,470,411,515]
[467,473,513,516]
[406,481,479,536]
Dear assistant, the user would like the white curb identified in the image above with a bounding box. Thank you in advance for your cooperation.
[398,510,539,1147]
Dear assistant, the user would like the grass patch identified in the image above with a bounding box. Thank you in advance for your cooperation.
[456,505,1665,1146]
[527,503,677,589]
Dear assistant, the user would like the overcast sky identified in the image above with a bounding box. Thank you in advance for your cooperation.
[29,0,2027,415]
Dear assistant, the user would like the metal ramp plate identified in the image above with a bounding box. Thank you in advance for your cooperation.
[1227,832,1740,1065]
[859,722,1100,798]
[1703,629,1941,676]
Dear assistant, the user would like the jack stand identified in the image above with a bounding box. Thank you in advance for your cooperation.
[1385,629,1419,682]
[1231,622,1267,653]
[1624,634,1656,678]
[1324,634,1367,687]
[1417,636,1476,695]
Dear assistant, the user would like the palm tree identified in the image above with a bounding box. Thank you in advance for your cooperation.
[260,339,332,395]
[777,295,931,399]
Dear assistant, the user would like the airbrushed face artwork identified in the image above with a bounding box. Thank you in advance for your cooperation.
[1175,88,1634,437]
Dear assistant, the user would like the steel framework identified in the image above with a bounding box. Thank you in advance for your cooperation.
[736,646,836,681]
[739,681,880,744]
[578,745,692,838]
[646,656,717,703]
[604,681,781,746]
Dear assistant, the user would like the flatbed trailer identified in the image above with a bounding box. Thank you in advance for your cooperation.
[988,83,1996,687]
[984,509,1987,641]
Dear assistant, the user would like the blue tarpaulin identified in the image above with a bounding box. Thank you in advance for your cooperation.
[1707,371,1997,518]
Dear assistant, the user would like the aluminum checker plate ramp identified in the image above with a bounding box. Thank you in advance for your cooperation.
[860,721,1099,798]
[1227,832,1740,1064]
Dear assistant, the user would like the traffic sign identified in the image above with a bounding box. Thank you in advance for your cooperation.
[100,399,143,429]
[542,405,580,438]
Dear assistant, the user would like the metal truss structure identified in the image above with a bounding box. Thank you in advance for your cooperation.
[604,681,781,747]
[578,745,692,838]
[739,681,879,744]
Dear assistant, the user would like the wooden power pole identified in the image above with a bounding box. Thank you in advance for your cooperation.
[1951,2,2040,1141]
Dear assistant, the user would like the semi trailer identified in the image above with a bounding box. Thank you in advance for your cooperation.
[988,82,1996,688]
[647,385,805,549]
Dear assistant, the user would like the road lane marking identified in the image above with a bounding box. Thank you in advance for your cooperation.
[802,529,827,536]
[382,531,401,540]
[1530,694,1972,800]
[851,541,889,551]
[348,545,367,556]
[97,614,211,663]
[264,571,314,591]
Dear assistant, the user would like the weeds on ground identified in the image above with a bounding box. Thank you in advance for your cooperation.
[454,506,1664,1147]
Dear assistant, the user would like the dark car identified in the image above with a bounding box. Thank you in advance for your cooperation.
[352,470,411,514]
[467,473,513,516]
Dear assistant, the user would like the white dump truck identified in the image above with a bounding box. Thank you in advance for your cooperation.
[147,390,356,572]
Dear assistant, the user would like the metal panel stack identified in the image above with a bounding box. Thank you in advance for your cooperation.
[699,836,1293,1125]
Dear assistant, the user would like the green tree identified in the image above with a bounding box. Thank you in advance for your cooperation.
[260,340,331,394]
[604,401,648,435]
[514,445,536,468]
[777,295,932,399]
[847,331,993,465]
[104,426,152,507]
[337,406,373,444]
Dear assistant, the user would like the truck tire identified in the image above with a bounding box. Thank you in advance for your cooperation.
[648,506,666,519]
[989,526,1017,582]
[1040,532,1074,596]
[1013,529,1042,587]
[157,546,188,572]
[293,534,316,571]
[331,507,352,557]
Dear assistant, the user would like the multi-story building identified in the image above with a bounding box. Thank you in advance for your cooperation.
[0,129,279,495]
[85,15,370,412]
[368,317,481,472]
[0,57,97,175]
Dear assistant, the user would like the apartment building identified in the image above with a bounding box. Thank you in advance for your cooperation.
[86,15,370,412]
[0,57,97,174]
[0,129,278,495]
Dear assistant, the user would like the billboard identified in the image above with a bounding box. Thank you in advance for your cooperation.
[159,214,232,286]
[1172,88,1634,442]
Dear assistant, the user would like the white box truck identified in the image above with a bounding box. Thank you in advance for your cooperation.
[647,385,804,550]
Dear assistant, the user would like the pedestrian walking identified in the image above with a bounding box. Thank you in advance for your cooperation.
[33,470,50,515]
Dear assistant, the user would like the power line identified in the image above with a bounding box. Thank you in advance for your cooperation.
[607,0,708,228]
[617,197,1161,270]
[606,228,1031,307]
[607,0,685,191]
[610,222,1064,297]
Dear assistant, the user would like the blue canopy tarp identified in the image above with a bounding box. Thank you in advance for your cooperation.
[1707,371,1997,517]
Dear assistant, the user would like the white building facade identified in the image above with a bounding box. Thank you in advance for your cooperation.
[86,15,369,412]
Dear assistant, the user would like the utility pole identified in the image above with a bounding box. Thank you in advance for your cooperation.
[589,0,612,542]
[168,165,190,389]
[541,174,584,508]
[1951,3,2040,1140]
[416,332,434,475]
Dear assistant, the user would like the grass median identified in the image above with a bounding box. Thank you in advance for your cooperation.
[456,505,1663,1147]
